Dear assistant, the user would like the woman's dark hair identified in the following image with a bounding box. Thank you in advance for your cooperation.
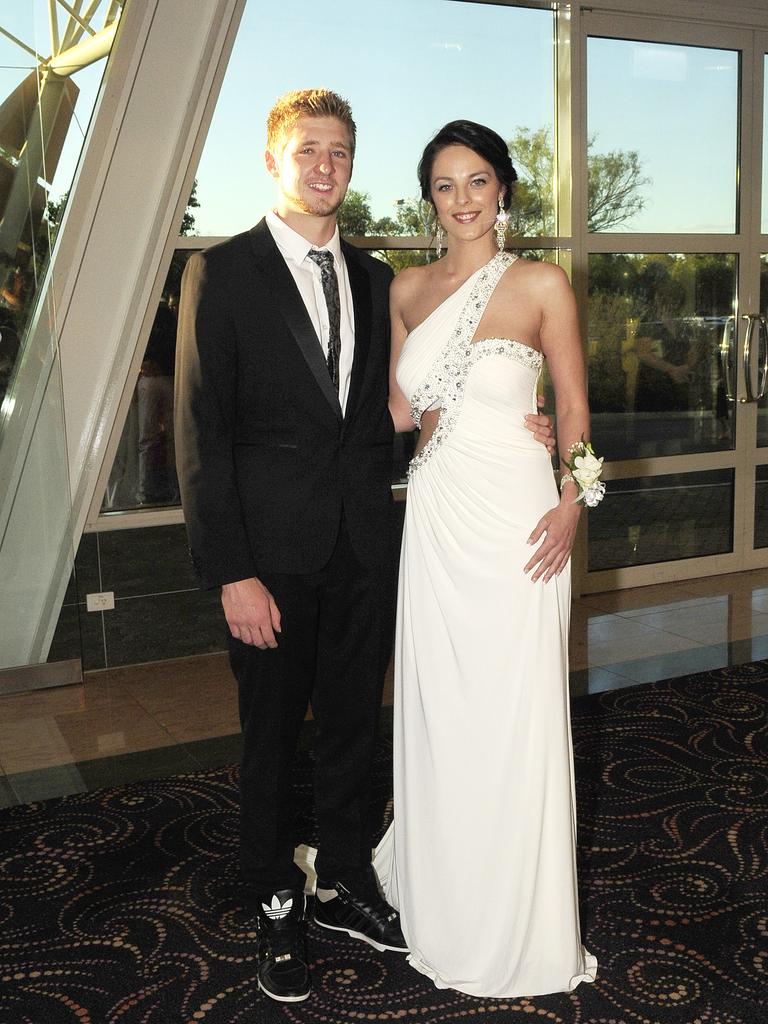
[418,120,518,210]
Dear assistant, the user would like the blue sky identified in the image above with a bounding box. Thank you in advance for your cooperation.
[194,0,554,235]
[588,37,739,233]
[0,1,762,237]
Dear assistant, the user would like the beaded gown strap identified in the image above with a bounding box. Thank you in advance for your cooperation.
[409,252,517,477]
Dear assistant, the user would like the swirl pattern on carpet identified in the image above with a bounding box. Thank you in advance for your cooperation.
[0,663,766,1023]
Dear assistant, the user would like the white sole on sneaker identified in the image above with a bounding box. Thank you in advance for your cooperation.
[257,978,310,1003]
[313,916,408,953]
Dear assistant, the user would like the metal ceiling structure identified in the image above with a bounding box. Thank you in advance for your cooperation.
[0,1,124,262]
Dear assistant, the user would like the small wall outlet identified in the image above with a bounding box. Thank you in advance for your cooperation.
[86,591,115,612]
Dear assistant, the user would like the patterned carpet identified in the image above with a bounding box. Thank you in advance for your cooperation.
[1,663,766,1024]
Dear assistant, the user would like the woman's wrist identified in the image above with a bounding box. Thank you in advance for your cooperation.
[562,438,606,508]
[558,476,581,506]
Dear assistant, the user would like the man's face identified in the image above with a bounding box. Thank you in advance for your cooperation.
[266,115,353,219]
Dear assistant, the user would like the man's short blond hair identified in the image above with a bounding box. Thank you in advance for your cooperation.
[266,88,357,156]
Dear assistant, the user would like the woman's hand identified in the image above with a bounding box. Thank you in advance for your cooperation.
[524,398,555,454]
[524,498,581,582]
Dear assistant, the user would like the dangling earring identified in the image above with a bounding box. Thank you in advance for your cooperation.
[494,195,509,253]
[435,221,445,258]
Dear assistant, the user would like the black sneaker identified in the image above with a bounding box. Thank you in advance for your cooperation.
[314,881,408,953]
[255,887,311,1003]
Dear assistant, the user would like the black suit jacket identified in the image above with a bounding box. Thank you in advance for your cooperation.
[175,218,395,589]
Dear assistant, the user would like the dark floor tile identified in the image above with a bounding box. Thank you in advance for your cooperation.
[75,745,201,791]
[79,604,107,672]
[3,745,204,807]
[727,633,768,664]
[570,666,631,696]
[7,763,89,805]
[49,534,106,668]
[183,733,243,769]
[62,567,78,608]
[98,524,198,599]
[605,643,729,685]
[0,776,18,809]
[73,532,100,601]
[103,587,225,666]
[47,603,83,663]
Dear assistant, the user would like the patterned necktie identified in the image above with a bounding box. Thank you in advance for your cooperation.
[307,249,341,391]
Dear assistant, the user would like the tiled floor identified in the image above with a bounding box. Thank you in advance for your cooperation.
[2,569,767,807]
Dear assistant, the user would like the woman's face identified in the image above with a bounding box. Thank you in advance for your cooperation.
[430,144,502,245]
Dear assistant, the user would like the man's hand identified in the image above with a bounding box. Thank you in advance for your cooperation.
[525,394,555,455]
[222,577,282,649]
[524,500,581,583]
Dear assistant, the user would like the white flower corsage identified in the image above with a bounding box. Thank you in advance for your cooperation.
[560,439,606,508]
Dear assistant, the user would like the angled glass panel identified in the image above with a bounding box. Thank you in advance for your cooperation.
[587,38,738,233]
[189,0,555,239]
[0,1,120,430]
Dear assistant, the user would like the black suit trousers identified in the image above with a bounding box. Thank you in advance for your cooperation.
[229,520,392,894]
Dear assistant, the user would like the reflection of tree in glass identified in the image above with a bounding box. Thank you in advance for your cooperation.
[180,180,200,236]
[509,127,650,234]
[338,190,432,271]
[46,191,69,234]
[587,146,649,232]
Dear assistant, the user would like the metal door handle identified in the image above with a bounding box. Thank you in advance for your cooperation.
[757,316,768,403]
[720,316,735,401]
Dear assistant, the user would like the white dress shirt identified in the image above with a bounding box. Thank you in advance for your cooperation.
[266,210,355,414]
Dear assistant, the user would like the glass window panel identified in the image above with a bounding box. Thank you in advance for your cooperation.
[588,469,734,572]
[589,251,741,460]
[588,253,736,461]
[756,465,768,550]
[587,38,737,233]
[102,251,191,514]
[763,55,768,235]
[190,0,555,238]
[0,2,119,419]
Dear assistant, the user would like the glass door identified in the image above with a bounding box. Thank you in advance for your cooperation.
[750,42,768,565]
[580,12,768,592]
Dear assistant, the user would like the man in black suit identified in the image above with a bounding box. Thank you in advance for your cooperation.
[176,90,403,1004]
[176,89,554,1004]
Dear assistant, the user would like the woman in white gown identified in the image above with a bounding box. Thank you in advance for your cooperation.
[374,121,598,998]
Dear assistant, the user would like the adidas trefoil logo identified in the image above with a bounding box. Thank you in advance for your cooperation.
[262,894,293,920]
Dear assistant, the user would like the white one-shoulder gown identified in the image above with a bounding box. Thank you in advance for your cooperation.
[373,253,597,998]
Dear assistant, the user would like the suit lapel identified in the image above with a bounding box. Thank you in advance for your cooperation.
[248,220,342,421]
[342,240,372,424]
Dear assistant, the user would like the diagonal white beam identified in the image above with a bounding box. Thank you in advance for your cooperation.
[50,22,117,76]
[57,0,95,52]
[83,0,105,30]
[48,0,61,56]
[105,0,123,27]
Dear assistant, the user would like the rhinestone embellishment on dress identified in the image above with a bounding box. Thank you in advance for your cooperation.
[408,254,541,477]
[469,337,543,371]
